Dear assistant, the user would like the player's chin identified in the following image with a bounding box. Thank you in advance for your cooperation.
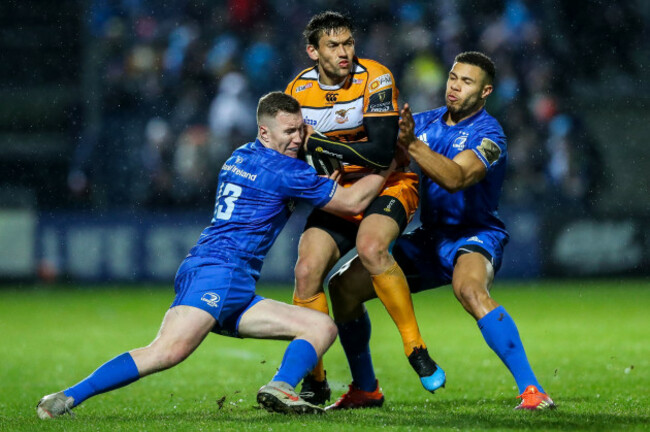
[284,147,299,158]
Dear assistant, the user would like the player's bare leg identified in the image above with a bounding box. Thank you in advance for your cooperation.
[239,299,337,414]
[292,227,341,404]
[37,306,215,419]
[356,213,425,355]
[453,252,554,409]
[356,214,444,392]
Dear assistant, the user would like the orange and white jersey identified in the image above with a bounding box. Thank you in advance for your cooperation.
[285,57,399,144]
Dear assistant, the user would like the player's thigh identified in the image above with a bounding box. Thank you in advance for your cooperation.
[356,213,401,250]
[451,252,494,297]
[296,227,342,276]
[237,298,334,341]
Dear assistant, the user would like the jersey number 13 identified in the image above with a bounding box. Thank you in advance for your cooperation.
[215,183,242,220]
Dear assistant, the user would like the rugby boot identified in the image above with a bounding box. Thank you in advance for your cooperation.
[515,385,556,410]
[257,381,324,415]
[408,346,446,393]
[326,380,384,410]
[36,392,75,419]
[298,372,331,405]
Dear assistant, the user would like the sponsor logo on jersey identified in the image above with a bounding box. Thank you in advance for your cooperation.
[295,82,313,93]
[368,89,393,113]
[201,292,221,307]
[467,236,484,244]
[418,133,428,143]
[368,73,392,92]
[315,146,343,159]
[325,92,338,103]
[235,156,243,164]
[222,163,258,181]
[352,78,363,84]
[383,198,397,213]
[453,133,468,150]
[335,107,354,124]
[304,116,317,126]
[476,137,501,165]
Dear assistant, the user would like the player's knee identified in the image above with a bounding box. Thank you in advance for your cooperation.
[356,235,389,268]
[294,255,325,289]
[454,281,488,310]
[148,341,192,371]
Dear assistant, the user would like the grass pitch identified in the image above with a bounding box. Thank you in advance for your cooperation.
[1,280,648,431]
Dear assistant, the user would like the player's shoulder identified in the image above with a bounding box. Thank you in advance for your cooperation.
[285,66,319,94]
[471,109,506,137]
[355,57,395,81]
[413,106,446,130]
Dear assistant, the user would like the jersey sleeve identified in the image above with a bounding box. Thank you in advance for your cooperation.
[363,61,399,116]
[468,129,507,172]
[275,157,338,208]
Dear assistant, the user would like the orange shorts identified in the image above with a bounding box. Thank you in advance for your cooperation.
[339,170,419,225]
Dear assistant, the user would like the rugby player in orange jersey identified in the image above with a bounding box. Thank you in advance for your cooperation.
[285,11,444,408]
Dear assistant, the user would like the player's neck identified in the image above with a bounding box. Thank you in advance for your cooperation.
[445,104,484,126]
[318,66,347,87]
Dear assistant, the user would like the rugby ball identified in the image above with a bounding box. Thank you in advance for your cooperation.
[305,149,342,176]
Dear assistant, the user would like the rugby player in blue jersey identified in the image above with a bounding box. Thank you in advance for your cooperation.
[327,52,555,410]
[36,92,395,418]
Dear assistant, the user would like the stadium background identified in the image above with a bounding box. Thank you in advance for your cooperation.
[1,0,648,284]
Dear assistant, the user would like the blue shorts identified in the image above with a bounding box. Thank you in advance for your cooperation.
[393,225,509,293]
[171,258,264,338]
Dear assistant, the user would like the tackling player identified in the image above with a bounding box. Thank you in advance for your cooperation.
[327,52,555,410]
[285,11,443,406]
[36,92,394,418]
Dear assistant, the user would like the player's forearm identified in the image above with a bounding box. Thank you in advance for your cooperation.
[324,171,389,216]
[408,140,465,193]
[305,116,398,169]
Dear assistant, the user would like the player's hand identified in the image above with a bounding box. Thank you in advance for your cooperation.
[327,168,342,182]
[398,103,417,150]
[303,124,315,152]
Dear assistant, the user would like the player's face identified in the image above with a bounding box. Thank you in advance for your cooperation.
[307,28,355,86]
[260,111,305,158]
[445,62,493,120]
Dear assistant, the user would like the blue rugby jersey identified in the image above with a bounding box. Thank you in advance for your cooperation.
[412,107,507,233]
[187,139,337,279]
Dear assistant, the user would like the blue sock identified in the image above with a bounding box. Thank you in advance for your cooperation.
[338,311,377,392]
[478,305,543,394]
[272,339,318,388]
[63,352,140,407]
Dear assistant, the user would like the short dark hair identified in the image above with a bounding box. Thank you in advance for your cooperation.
[257,91,301,124]
[454,51,496,84]
[303,11,354,47]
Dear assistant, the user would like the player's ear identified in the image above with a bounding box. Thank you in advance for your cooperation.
[306,44,319,62]
[481,83,493,99]
[259,124,269,142]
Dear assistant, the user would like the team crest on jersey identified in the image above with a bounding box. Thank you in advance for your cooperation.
[453,133,468,150]
[201,292,221,308]
[368,73,392,93]
[295,82,313,93]
[335,107,354,124]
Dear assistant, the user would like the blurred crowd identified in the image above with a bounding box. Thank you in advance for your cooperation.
[67,0,646,211]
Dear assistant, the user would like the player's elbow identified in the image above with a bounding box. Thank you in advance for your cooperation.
[441,180,464,194]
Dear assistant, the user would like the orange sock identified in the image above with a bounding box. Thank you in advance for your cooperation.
[371,261,425,357]
[293,292,329,381]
